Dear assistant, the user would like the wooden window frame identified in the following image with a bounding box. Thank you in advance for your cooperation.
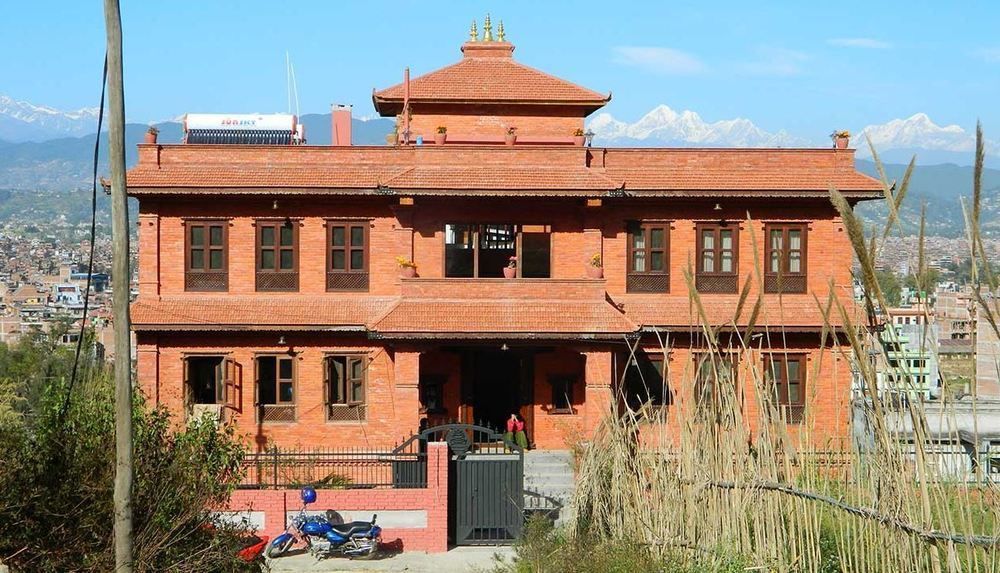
[418,375,447,415]
[326,220,370,291]
[627,222,670,293]
[764,353,806,423]
[622,352,670,410]
[255,219,299,292]
[693,352,738,407]
[548,375,576,415]
[764,223,807,294]
[184,220,228,291]
[696,223,739,293]
[324,354,367,422]
[443,223,551,279]
[254,354,296,423]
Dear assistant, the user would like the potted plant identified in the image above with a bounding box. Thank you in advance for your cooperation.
[503,256,517,278]
[586,253,604,279]
[505,126,517,146]
[396,256,418,278]
[144,126,159,144]
[832,130,850,149]
[434,126,447,145]
[573,128,586,147]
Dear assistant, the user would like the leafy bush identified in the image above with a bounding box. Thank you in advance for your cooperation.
[0,330,253,572]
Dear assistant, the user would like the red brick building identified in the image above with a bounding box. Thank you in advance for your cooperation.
[129,31,882,452]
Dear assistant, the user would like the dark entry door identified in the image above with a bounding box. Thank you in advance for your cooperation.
[471,351,522,433]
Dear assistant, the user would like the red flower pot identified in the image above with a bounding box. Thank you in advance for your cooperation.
[144,131,158,144]
[399,266,417,278]
[434,133,447,145]
[573,135,586,147]
[586,266,604,279]
[505,134,517,146]
[503,267,517,279]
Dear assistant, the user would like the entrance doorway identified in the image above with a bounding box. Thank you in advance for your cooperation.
[461,349,534,442]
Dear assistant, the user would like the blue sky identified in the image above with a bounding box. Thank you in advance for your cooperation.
[2,1,999,138]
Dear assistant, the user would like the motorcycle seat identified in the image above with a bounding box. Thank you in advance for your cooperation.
[329,521,372,537]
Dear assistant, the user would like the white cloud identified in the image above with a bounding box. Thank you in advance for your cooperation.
[828,37,891,49]
[973,47,1000,63]
[738,47,808,77]
[612,46,706,75]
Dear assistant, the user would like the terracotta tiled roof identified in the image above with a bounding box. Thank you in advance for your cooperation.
[373,43,609,113]
[130,296,395,331]
[371,299,637,338]
[623,296,861,330]
[127,146,882,197]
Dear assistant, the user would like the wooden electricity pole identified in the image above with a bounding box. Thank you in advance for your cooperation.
[103,0,134,570]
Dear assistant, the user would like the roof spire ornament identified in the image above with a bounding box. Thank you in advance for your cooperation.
[469,20,478,42]
[497,20,506,42]
[483,14,493,41]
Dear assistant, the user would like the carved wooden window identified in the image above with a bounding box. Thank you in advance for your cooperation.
[256,220,298,292]
[325,355,367,422]
[765,354,806,423]
[184,220,227,291]
[327,221,369,291]
[627,222,669,293]
[696,223,738,293]
[256,356,295,423]
[764,224,807,293]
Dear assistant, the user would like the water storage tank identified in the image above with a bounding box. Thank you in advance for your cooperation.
[183,113,304,145]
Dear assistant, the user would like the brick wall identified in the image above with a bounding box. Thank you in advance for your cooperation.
[223,442,449,553]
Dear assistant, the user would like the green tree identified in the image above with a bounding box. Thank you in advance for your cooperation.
[874,269,902,306]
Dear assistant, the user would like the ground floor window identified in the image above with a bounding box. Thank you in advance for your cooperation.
[325,355,366,422]
[256,355,295,422]
[184,355,239,412]
[694,353,737,423]
[548,375,576,414]
[765,354,806,423]
[419,375,446,415]
[621,351,670,411]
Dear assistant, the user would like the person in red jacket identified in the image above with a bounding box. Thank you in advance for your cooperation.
[504,412,529,450]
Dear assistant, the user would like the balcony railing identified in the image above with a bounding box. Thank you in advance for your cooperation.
[185,271,227,292]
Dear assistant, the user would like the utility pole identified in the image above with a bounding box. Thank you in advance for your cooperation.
[103,0,133,570]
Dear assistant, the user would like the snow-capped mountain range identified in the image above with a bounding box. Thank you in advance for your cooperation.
[588,105,998,165]
[0,94,100,141]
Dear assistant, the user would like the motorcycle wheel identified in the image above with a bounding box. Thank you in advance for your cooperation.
[265,537,295,559]
[350,540,379,561]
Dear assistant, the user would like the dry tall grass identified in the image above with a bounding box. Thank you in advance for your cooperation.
[572,132,1000,572]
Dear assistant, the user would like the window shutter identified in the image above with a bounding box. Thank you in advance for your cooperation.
[183,357,192,407]
[224,358,239,410]
[323,357,331,407]
[348,357,365,405]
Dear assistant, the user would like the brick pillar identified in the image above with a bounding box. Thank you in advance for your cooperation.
[137,211,160,296]
[582,350,613,438]
[136,336,160,405]
[425,441,449,553]
[393,348,421,443]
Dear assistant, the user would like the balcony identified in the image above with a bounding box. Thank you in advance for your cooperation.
[398,277,608,300]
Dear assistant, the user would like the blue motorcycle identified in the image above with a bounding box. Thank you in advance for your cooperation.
[266,487,382,560]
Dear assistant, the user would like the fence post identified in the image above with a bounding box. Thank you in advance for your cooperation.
[272,445,279,490]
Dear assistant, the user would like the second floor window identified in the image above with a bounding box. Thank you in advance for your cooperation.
[627,222,669,293]
[697,224,738,293]
[445,224,551,278]
[327,221,369,291]
[185,220,227,291]
[256,220,298,291]
[765,224,807,293]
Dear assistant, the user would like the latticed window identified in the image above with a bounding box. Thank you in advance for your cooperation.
[627,222,669,293]
[327,221,369,291]
[622,352,670,410]
[764,224,807,293]
[185,220,227,291]
[765,354,806,423]
[256,220,298,291]
[696,224,738,293]
[256,356,295,423]
[325,355,367,422]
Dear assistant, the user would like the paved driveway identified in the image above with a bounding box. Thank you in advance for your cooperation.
[264,546,515,573]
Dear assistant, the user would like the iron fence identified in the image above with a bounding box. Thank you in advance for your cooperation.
[239,446,427,490]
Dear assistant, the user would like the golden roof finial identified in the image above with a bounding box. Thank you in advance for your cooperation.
[469,20,478,42]
[483,13,493,42]
[497,20,506,42]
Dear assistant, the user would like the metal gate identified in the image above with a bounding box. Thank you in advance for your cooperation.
[395,423,524,545]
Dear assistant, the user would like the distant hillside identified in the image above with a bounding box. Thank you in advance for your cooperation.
[853,160,1000,238]
[0,115,394,190]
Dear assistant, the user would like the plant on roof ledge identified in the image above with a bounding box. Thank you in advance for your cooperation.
[505,126,517,146]
[587,253,604,279]
[832,129,851,149]
[436,126,448,134]
[434,126,447,145]
[144,125,159,144]
[573,128,586,146]
[396,256,417,278]
[504,256,517,278]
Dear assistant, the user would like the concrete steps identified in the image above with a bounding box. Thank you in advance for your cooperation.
[522,450,576,527]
